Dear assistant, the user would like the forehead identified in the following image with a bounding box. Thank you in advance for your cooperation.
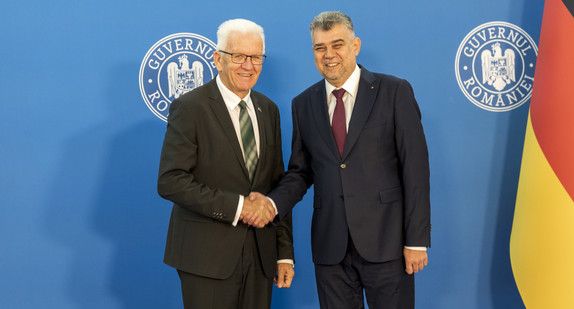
[312,23,353,45]
[226,32,263,53]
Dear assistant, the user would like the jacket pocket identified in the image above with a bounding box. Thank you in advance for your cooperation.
[379,187,403,204]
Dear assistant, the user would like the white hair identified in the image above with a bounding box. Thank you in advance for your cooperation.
[216,18,265,54]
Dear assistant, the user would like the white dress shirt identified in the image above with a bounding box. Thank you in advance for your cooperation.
[216,75,260,227]
[216,76,294,265]
[325,64,361,130]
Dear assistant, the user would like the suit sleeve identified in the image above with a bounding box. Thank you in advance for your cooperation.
[157,98,239,224]
[276,212,295,260]
[394,79,431,247]
[270,104,295,261]
[268,99,314,220]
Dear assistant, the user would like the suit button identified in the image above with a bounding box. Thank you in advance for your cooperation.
[340,163,347,168]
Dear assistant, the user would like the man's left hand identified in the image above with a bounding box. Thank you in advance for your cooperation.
[404,248,428,274]
[274,263,295,288]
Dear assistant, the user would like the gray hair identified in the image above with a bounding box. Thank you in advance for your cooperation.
[310,11,355,37]
[216,18,265,54]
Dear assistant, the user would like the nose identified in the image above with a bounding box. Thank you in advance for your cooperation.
[241,57,255,69]
[324,46,335,58]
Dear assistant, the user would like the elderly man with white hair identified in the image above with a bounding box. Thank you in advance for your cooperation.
[157,18,295,309]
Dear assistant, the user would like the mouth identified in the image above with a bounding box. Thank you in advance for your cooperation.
[325,63,339,68]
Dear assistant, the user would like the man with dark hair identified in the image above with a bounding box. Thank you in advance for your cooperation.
[250,11,431,309]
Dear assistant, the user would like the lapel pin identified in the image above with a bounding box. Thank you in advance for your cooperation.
[257,107,262,112]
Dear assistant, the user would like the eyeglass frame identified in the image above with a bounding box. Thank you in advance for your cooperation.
[218,50,267,65]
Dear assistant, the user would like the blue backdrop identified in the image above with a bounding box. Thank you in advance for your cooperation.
[1,0,544,308]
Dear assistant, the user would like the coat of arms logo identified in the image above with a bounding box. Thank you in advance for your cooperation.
[455,22,538,112]
[139,33,217,121]
[167,54,204,99]
[481,42,515,91]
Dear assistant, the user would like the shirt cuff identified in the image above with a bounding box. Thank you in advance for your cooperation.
[404,246,427,251]
[267,197,279,215]
[277,259,294,265]
[232,195,244,227]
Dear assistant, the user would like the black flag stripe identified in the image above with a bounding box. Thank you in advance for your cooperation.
[563,0,574,19]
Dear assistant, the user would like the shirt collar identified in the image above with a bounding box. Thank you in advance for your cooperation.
[325,64,361,100]
[216,75,253,110]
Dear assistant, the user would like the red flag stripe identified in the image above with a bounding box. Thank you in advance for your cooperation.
[530,0,574,200]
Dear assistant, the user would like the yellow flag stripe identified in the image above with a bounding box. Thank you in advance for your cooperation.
[510,113,574,308]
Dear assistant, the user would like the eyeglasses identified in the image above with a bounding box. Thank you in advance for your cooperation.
[219,50,266,65]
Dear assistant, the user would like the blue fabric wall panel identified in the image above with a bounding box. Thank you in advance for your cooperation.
[0,0,543,308]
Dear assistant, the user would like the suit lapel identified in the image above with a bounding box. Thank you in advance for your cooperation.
[251,94,266,184]
[206,80,251,181]
[310,82,342,160]
[343,67,377,160]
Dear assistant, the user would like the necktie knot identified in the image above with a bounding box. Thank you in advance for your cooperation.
[332,88,346,100]
[239,100,248,110]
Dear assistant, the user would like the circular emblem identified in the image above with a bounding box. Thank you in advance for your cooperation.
[455,21,538,112]
[139,33,217,121]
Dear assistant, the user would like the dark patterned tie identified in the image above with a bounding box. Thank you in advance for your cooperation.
[239,100,258,181]
[331,88,347,157]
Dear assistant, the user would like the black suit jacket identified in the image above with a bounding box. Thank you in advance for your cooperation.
[268,66,430,265]
[158,78,294,279]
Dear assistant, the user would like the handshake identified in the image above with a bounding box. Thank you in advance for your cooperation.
[239,192,276,228]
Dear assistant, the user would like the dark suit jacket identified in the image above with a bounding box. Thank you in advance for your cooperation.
[268,66,430,265]
[158,78,294,279]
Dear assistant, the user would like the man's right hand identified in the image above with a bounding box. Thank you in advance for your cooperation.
[240,192,275,228]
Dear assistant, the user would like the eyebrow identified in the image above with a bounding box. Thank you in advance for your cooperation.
[313,39,345,48]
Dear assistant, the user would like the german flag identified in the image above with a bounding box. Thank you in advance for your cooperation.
[510,0,574,307]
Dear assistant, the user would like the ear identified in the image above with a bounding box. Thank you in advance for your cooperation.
[214,51,223,72]
[353,37,361,56]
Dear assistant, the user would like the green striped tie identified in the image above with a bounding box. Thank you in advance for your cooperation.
[239,100,258,181]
